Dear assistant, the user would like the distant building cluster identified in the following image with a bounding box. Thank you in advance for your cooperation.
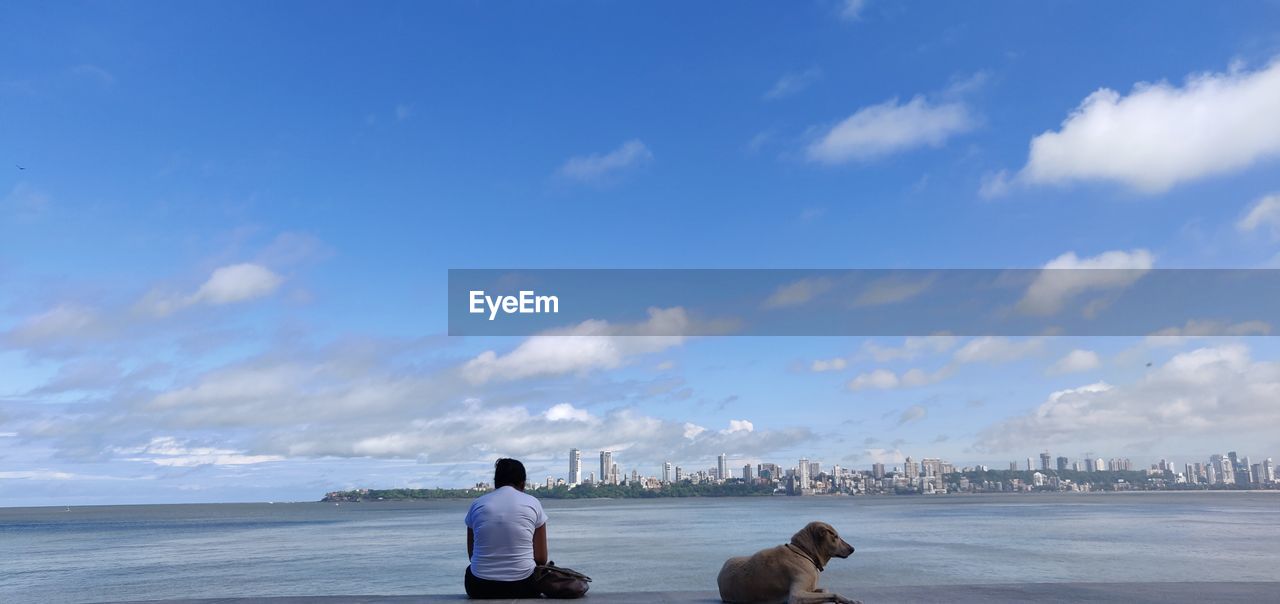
[528,448,1278,495]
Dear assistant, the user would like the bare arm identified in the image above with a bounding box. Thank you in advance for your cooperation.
[532,523,548,566]
[467,528,474,559]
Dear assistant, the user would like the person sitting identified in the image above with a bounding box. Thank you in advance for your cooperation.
[463,458,548,599]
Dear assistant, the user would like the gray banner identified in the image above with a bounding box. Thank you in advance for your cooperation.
[447,269,1279,337]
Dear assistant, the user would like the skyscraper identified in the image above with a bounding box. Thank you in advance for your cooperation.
[1040,452,1052,471]
[663,461,673,483]
[569,448,582,485]
[1211,454,1235,485]
[742,464,753,480]
[599,450,613,485]
[717,453,728,482]
[798,458,811,489]
[872,463,885,479]
[1056,456,1069,472]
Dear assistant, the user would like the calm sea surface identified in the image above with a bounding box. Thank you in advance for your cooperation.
[2,492,1278,603]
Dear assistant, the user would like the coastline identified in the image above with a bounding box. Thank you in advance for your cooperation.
[4,487,1279,511]
[97,582,1280,604]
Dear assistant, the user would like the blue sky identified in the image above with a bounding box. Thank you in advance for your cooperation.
[3,1,1280,505]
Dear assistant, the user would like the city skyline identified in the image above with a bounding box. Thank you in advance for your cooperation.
[550,447,1277,493]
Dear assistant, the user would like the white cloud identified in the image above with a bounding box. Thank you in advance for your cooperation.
[1048,349,1101,375]
[763,277,833,308]
[1148,319,1272,340]
[975,344,1280,452]
[1016,58,1280,193]
[1237,193,1280,238]
[847,367,947,391]
[852,274,935,307]
[810,357,848,372]
[861,336,958,362]
[724,419,754,434]
[462,307,689,384]
[978,169,1013,199]
[71,64,115,85]
[1018,249,1154,315]
[807,96,975,163]
[839,0,868,21]
[191,263,283,305]
[3,182,51,214]
[5,304,98,346]
[954,336,1044,364]
[897,404,927,426]
[140,263,283,316]
[0,470,87,480]
[844,336,1036,391]
[544,403,594,423]
[847,368,899,390]
[764,68,823,100]
[863,447,905,465]
[558,139,652,182]
[116,437,283,467]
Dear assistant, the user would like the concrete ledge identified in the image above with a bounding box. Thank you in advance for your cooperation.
[103,582,1280,604]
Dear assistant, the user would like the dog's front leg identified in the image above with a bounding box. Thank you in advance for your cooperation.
[787,588,861,604]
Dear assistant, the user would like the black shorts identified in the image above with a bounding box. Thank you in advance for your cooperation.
[464,565,540,599]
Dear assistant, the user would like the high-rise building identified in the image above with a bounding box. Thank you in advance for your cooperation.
[905,457,919,480]
[1264,458,1276,484]
[662,461,673,483]
[743,464,753,480]
[611,462,619,485]
[872,463,885,479]
[1093,457,1106,472]
[1056,456,1069,472]
[1008,461,1018,472]
[599,450,613,485]
[1040,452,1052,471]
[1211,454,1234,485]
[921,458,943,478]
[1026,457,1033,471]
[798,458,811,489]
[718,453,728,482]
[675,466,684,482]
[569,448,582,485]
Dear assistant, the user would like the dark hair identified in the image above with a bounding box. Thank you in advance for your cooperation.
[494,458,527,489]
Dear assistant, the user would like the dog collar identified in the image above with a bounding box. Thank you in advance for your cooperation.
[785,543,824,572]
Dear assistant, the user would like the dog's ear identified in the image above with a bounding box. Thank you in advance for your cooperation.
[791,522,821,554]
[811,522,836,541]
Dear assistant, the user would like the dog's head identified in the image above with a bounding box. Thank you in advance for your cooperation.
[792,521,855,563]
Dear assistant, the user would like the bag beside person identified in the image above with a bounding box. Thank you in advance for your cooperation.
[533,561,591,598]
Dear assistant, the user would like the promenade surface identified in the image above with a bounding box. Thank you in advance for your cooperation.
[104,582,1279,604]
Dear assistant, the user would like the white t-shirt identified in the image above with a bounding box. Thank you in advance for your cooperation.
[464,486,547,581]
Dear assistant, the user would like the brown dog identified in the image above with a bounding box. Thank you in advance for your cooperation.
[717,521,859,604]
